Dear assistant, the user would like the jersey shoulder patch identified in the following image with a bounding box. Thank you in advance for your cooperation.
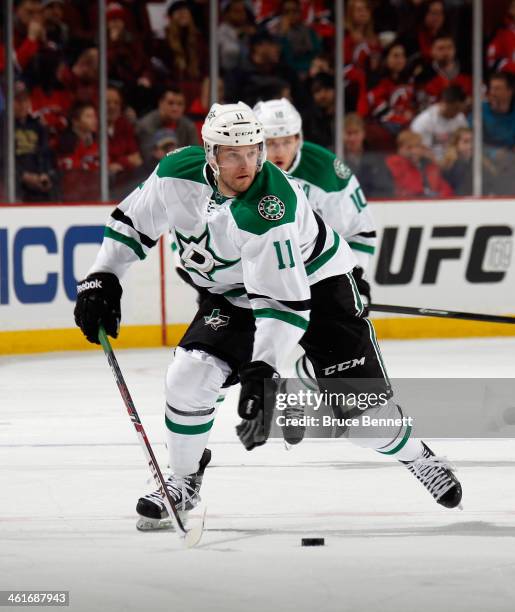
[157,145,207,185]
[293,141,354,193]
[230,161,297,236]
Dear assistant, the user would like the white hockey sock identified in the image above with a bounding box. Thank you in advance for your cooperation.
[165,348,231,477]
[344,401,423,462]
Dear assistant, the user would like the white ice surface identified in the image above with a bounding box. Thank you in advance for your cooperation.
[1,337,515,612]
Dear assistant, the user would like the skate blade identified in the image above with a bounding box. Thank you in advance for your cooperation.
[136,511,188,532]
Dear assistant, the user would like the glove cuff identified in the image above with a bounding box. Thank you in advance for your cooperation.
[239,361,278,381]
[76,272,122,300]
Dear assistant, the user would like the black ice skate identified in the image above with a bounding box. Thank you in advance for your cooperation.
[401,442,462,509]
[136,448,211,531]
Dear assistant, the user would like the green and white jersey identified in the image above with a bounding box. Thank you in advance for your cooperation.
[90,146,356,368]
[289,141,376,271]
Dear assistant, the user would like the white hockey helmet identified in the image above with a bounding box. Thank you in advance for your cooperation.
[252,98,303,140]
[202,102,266,175]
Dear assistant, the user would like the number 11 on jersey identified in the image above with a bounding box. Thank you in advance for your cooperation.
[273,239,295,270]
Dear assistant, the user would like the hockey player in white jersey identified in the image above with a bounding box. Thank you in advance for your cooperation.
[253,97,375,443]
[74,102,462,530]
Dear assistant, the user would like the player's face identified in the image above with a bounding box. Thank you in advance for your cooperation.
[217,144,260,195]
[266,135,300,170]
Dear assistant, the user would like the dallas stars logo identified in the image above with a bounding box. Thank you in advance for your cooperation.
[334,158,352,180]
[258,195,285,221]
[204,309,230,330]
[175,226,240,281]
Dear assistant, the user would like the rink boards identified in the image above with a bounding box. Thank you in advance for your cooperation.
[1,198,514,353]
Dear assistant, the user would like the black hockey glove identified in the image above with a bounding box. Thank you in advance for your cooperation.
[352,266,371,316]
[74,272,122,344]
[236,361,279,451]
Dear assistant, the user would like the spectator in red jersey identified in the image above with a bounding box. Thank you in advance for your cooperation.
[487,0,515,75]
[27,48,72,148]
[386,129,453,198]
[137,87,198,165]
[344,113,394,198]
[415,34,472,108]
[59,47,99,106]
[151,0,207,105]
[14,0,44,48]
[344,0,382,73]
[219,0,256,72]
[0,5,44,74]
[399,0,447,63]
[368,42,417,136]
[265,0,321,77]
[107,86,142,197]
[57,102,99,202]
[14,81,59,202]
[106,3,148,99]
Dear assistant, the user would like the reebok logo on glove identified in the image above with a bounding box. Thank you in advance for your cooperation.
[77,279,103,293]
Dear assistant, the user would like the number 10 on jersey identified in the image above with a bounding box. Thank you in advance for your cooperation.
[273,239,296,270]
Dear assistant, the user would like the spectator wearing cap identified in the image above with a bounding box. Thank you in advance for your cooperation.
[14,81,58,202]
[148,129,178,168]
[415,34,472,108]
[107,86,142,197]
[219,0,256,72]
[137,87,198,165]
[106,2,148,107]
[57,102,99,201]
[386,129,453,198]
[225,31,302,107]
[344,113,394,198]
[487,0,515,75]
[151,0,207,104]
[265,0,321,78]
[411,84,468,162]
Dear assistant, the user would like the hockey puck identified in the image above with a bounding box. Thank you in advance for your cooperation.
[301,538,325,547]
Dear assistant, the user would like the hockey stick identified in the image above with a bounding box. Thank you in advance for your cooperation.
[98,326,205,548]
[370,303,515,325]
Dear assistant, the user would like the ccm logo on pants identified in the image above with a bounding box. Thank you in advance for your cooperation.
[323,357,365,375]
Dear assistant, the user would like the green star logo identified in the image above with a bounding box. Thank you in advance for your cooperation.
[175,226,240,281]
[204,308,230,330]
[258,195,285,221]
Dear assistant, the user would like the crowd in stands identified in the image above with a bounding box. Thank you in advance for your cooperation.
[1,0,515,202]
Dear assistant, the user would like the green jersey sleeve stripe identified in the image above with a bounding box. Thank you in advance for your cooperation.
[348,241,376,254]
[104,227,146,260]
[253,308,309,330]
[305,230,340,275]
